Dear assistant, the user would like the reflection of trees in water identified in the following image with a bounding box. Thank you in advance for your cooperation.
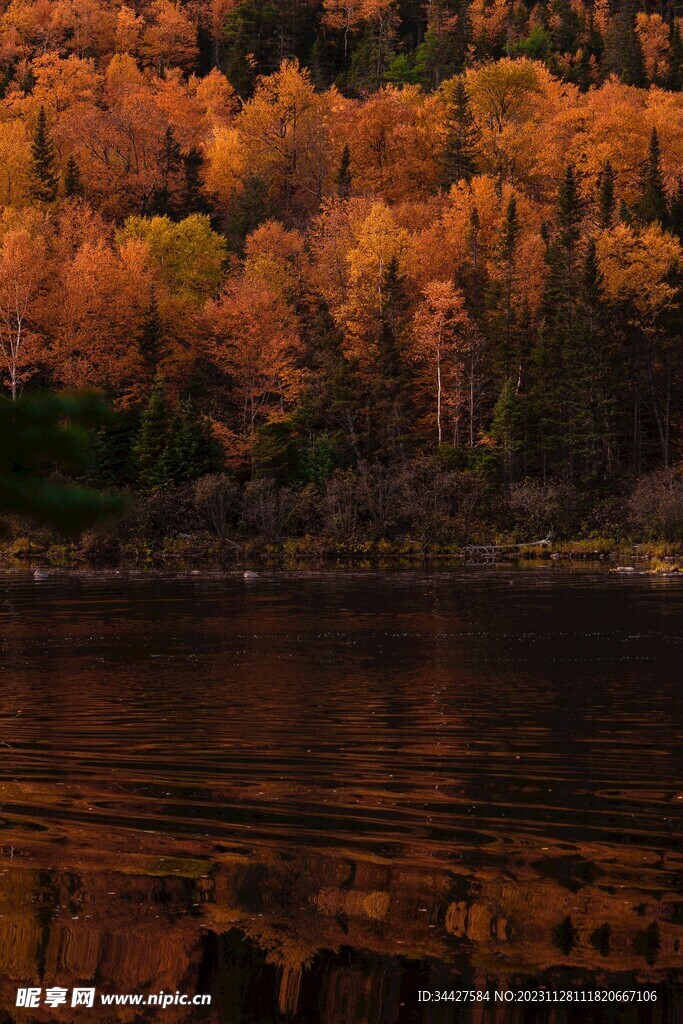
[0,840,678,1022]
[0,575,680,1019]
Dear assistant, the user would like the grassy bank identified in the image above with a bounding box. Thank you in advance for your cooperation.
[3,531,682,572]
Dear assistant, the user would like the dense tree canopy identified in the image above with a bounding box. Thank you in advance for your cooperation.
[0,0,681,507]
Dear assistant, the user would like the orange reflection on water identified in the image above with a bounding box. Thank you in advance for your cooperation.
[0,569,680,1021]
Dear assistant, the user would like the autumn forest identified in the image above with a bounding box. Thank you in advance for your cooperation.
[1,0,683,551]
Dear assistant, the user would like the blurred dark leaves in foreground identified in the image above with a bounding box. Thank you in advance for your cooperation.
[0,393,127,534]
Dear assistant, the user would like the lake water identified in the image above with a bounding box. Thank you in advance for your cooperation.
[0,568,680,1022]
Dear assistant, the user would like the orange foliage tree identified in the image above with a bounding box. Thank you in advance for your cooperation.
[412,280,472,445]
[0,211,48,400]
[205,279,304,440]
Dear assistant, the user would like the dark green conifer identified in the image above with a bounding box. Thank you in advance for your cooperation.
[335,143,352,199]
[531,165,584,475]
[442,77,479,186]
[30,106,58,203]
[152,403,223,486]
[138,292,167,376]
[490,380,524,481]
[669,20,683,90]
[346,26,391,93]
[603,0,647,86]
[565,236,623,476]
[63,155,84,198]
[581,236,601,298]
[384,54,421,86]
[181,147,205,215]
[150,125,182,216]
[568,238,602,468]
[556,163,583,249]
[131,378,169,490]
[546,0,576,54]
[87,411,138,490]
[498,196,522,375]
[635,128,668,225]
[308,35,334,90]
[669,176,683,243]
[597,161,616,228]
[500,196,521,266]
[542,167,583,315]
[415,22,465,91]
[463,205,487,320]
[161,126,182,175]
[619,197,633,225]
[381,256,409,338]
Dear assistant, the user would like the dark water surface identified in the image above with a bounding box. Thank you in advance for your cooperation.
[0,568,680,1022]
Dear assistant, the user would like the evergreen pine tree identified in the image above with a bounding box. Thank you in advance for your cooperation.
[442,77,479,186]
[635,128,668,225]
[335,144,352,199]
[498,196,522,376]
[459,206,488,327]
[598,160,616,228]
[30,106,58,203]
[308,34,335,90]
[131,379,169,489]
[669,177,683,243]
[160,124,182,178]
[301,432,336,486]
[556,163,583,250]
[250,421,298,481]
[500,197,521,263]
[415,1,469,89]
[345,26,393,93]
[87,411,138,489]
[297,295,364,466]
[138,291,167,376]
[565,237,623,476]
[384,54,421,86]
[531,165,584,474]
[581,236,601,302]
[152,403,223,486]
[585,12,604,73]
[150,125,182,216]
[619,197,633,225]
[415,30,457,89]
[567,239,601,472]
[546,0,577,54]
[490,380,524,482]
[63,155,84,198]
[668,20,683,90]
[181,147,205,215]
[603,0,647,86]
[379,255,409,373]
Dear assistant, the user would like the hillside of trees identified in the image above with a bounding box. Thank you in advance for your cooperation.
[1,0,682,552]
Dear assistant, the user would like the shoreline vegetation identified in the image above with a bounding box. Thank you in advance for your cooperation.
[3,469,683,573]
